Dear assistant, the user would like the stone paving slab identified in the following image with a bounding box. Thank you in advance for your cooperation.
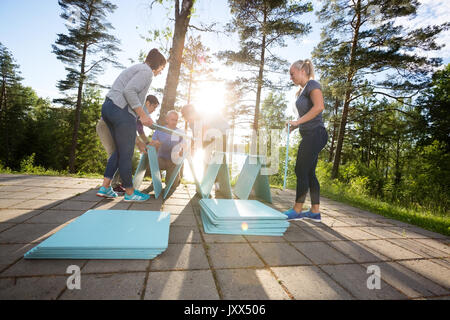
[251,242,311,266]
[82,259,150,274]
[215,268,290,300]
[60,272,146,300]
[396,259,450,290]
[0,174,449,300]
[271,266,354,299]
[150,244,210,271]
[1,258,87,277]
[357,240,423,260]
[291,242,353,265]
[0,222,67,244]
[0,209,43,223]
[145,270,219,300]
[0,276,67,300]
[206,243,265,269]
[361,262,450,298]
[26,210,84,224]
[320,264,408,299]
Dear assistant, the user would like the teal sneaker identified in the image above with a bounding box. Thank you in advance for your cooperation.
[301,210,322,222]
[124,190,150,202]
[96,186,118,198]
[283,208,303,220]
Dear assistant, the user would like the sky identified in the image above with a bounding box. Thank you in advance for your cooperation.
[0,0,449,114]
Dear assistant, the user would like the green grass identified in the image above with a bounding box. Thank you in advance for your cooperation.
[318,184,450,237]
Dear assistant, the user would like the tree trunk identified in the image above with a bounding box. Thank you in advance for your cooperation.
[158,0,195,125]
[68,2,94,173]
[328,98,340,162]
[253,5,267,134]
[331,0,362,179]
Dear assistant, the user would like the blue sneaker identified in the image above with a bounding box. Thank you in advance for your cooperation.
[124,190,150,202]
[301,210,322,222]
[96,186,118,198]
[283,208,303,221]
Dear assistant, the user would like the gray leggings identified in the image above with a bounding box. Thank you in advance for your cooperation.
[295,126,328,204]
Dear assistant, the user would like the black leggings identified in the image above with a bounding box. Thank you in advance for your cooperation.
[295,126,328,204]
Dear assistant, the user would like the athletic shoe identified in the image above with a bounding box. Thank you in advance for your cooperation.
[301,210,322,222]
[283,208,303,220]
[96,186,118,198]
[124,190,150,202]
[112,184,126,196]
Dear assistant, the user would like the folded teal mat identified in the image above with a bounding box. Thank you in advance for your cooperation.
[24,210,170,260]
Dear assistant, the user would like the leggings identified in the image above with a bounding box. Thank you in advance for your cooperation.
[295,126,328,204]
[101,98,137,189]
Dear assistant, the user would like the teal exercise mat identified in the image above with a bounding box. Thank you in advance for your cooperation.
[233,155,272,203]
[133,152,149,190]
[147,146,163,199]
[24,210,170,260]
[163,155,186,199]
[199,199,286,220]
[198,199,289,236]
[132,146,163,198]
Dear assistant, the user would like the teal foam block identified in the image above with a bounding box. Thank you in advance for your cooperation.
[163,155,186,199]
[186,153,232,199]
[199,199,289,236]
[147,146,163,199]
[133,152,149,190]
[132,147,162,198]
[186,155,204,195]
[199,152,232,199]
[233,155,272,203]
[24,210,170,260]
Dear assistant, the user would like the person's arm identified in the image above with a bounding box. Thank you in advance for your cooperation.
[149,131,161,150]
[123,70,154,127]
[136,136,147,154]
[136,120,150,144]
[288,89,324,127]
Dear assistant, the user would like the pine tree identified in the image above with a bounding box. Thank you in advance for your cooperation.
[52,0,121,173]
[218,0,313,133]
[0,43,31,168]
[314,0,450,179]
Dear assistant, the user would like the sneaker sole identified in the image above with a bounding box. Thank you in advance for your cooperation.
[96,193,117,199]
[287,216,304,221]
[123,198,150,202]
[302,217,321,222]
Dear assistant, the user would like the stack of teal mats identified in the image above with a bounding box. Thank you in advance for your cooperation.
[199,199,289,236]
[24,210,170,260]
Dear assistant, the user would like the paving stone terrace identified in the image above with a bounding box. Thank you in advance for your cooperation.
[0,174,449,300]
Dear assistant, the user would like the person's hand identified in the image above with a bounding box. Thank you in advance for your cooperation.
[149,140,161,150]
[140,115,154,127]
[287,120,299,132]
[136,140,147,154]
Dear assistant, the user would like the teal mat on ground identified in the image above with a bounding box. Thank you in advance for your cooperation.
[199,199,289,236]
[24,210,170,260]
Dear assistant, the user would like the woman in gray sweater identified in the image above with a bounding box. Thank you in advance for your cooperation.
[96,48,166,202]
